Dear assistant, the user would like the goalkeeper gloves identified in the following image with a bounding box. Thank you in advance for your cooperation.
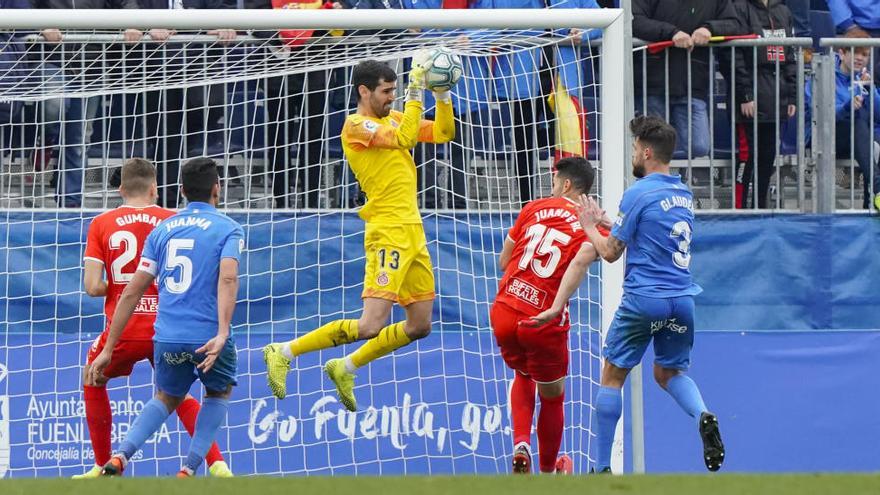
[406,49,432,103]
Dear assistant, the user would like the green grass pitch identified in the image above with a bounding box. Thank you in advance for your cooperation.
[2,474,879,495]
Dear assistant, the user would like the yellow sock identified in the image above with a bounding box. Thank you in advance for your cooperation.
[349,322,412,368]
[288,319,359,357]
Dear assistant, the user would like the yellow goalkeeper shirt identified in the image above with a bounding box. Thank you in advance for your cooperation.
[341,99,454,224]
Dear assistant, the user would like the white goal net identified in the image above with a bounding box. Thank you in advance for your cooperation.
[0,8,625,477]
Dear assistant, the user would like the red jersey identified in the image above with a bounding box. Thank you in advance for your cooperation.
[83,205,175,341]
[495,197,606,316]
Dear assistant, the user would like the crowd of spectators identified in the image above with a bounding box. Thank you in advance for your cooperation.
[0,0,878,210]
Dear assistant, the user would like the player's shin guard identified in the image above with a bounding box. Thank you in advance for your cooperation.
[350,322,410,368]
[510,373,536,447]
[288,319,359,358]
[595,386,622,472]
[537,392,565,473]
[84,385,113,466]
[118,398,172,460]
[176,397,224,467]
[184,397,229,473]
[665,374,708,426]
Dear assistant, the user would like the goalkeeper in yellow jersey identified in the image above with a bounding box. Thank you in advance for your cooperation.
[263,58,455,411]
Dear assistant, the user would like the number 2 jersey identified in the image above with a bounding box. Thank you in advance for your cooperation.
[495,196,606,316]
[83,205,176,341]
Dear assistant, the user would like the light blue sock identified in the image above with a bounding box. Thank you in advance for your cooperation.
[118,398,171,460]
[183,397,229,472]
[665,374,707,426]
[595,386,622,472]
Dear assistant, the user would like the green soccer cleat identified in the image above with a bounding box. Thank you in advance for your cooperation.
[71,464,102,479]
[324,358,357,412]
[208,460,234,478]
[874,193,880,212]
[263,343,291,400]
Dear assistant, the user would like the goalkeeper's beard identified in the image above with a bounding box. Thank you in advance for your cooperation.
[370,95,393,118]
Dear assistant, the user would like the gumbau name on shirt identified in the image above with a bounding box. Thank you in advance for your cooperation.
[532,208,583,232]
[660,195,694,213]
[114,213,162,227]
[163,216,213,232]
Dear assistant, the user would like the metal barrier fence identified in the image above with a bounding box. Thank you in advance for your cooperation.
[1,33,879,212]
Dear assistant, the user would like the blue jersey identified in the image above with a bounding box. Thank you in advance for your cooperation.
[611,173,702,298]
[138,202,244,344]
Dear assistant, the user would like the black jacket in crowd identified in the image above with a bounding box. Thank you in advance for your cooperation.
[730,0,797,122]
[632,0,742,100]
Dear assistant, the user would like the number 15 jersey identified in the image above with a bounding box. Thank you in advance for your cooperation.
[138,202,245,345]
[84,205,175,341]
[496,197,601,316]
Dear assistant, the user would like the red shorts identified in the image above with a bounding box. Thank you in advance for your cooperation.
[489,301,570,383]
[86,331,154,378]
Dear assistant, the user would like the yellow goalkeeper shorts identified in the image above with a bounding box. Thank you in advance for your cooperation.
[362,223,435,306]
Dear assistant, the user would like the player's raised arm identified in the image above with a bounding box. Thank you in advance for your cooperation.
[417,91,455,145]
[525,241,599,327]
[580,195,626,263]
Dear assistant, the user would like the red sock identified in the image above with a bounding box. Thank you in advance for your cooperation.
[84,386,112,466]
[537,392,565,473]
[176,397,224,466]
[510,373,536,447]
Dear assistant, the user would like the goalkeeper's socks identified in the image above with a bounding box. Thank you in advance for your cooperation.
[184,397,230,472]
[510,373,536,447]
[665,374,707,426]
[536,391,565,473]
[84,385,113,466]
[176,397,225,467]
[595,386,622,472]
[119,398,172,460]
[286,319,359,359]
[350,322,410,368]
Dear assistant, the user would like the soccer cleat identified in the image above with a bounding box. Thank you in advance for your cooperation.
[873,193,880,212]
[699,412,725,472]
[512,444,531,474]
[324,358,357,412]
[263,343,291,400]
[176,467,194,478]
[100,455,125,477]
[71,464,102,479]
[555,454,573,475]
[590,466,612,474]
[208,460,234,478]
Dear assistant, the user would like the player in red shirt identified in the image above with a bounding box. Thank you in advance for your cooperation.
[491,157,607,474]
[75,158,231,479]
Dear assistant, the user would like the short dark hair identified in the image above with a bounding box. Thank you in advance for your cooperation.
[352,60,397,101]
[181,157,219,203]
[555,156,595,193]
[120,157,156,196]
[630,115,676,164]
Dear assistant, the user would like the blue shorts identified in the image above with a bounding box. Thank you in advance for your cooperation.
[603,294,695,371]
[154,338,238,397]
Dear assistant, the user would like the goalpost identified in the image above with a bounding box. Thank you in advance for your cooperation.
[0,8,626,476]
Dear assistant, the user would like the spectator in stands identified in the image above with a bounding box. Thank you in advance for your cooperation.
[807,30,880,210]
[828,0,880,81]
[246,0,345,209]
[34,0,140,208]
[136,0,237,207]
[0,0,31,129]
[731,0,797,209]
[632,0,741,159]
[784,0,812,61]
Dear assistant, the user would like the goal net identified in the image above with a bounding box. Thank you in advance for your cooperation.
[0,8,626,477]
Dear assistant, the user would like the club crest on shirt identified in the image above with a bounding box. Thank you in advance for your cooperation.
[363,120,379,133]
[376,271,390,287]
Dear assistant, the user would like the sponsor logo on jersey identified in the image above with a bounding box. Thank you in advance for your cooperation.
[363,120,379,133]
[506,277,547,309]
[163,352,195,366]
[133,295,159,315]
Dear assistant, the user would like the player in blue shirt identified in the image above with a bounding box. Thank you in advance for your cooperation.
[579,116,724,473]
[88,157,244,477]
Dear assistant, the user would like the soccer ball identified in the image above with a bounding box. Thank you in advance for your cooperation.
[422,47,464,92]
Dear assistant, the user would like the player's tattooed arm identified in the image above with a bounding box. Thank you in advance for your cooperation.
[597,235,626,263]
